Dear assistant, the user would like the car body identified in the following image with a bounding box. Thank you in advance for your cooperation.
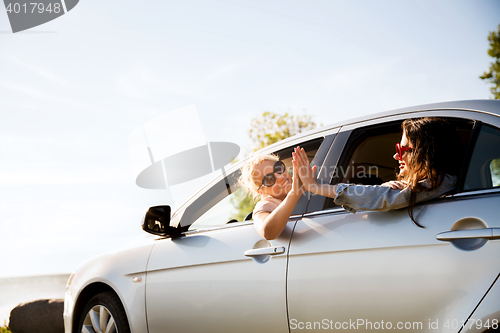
[64,100,500,333]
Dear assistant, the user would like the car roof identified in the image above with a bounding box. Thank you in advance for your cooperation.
[263,99,500,150]
[337,99,500,126]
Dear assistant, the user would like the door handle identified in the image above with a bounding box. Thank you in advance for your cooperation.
[436,228,500,241]
[244,246,285,257]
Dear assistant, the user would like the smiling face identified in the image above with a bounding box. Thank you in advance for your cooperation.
[394,131,413,177]
[252,160,292,200]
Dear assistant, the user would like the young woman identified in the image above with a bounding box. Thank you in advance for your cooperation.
[294,117,462,228]
[239,153,316,239]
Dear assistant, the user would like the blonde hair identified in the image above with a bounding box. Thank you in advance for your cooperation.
[239,153,279,200]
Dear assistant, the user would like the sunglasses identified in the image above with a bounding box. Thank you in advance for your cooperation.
[395,142,412,161]
[258,161,286,190]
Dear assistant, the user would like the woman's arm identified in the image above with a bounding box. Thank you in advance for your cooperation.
[294,147,456,213]
[293,146,410,204]
[293,146,406,212]
[253,157,307,240]
[253,195,299,240]
[381,180,408,190]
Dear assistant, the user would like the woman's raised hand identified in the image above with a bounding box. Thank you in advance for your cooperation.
[292,147,318,192]
[291,158,305,196]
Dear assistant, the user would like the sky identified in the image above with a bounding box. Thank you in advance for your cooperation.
[0,0,499,278]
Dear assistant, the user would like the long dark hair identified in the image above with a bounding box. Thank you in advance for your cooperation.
[398,117,462,227]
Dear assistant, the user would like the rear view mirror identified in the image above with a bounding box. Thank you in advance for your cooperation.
[142,205,180,237]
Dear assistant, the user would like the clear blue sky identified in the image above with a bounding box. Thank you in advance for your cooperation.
[0,0,499,278]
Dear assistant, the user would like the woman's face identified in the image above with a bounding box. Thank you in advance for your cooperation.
[394,131,413,177]
[253,160,292,200]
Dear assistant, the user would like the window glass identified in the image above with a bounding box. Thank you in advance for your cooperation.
[465,125,500,190]
[340,131,401,184]
[189,186,257,230]
[179,170,244,230]
[333,122,402,187]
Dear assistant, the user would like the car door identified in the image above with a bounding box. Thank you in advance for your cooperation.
[145,135,335,333]
[145,217,293,333]
[287,113,500,332]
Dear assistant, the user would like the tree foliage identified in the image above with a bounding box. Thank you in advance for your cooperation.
[230,188,256,222]
[480,24,500,99]
[249,111,318,151]
[0,322,11,333]
[491,158,500,187]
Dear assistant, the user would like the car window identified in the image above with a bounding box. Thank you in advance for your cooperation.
[464,124,500,191]
[187,179,254,231]
[333,122,402,186]
[322,118,474,210]
[179,137,326,231]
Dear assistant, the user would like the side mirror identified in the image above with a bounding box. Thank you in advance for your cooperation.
[142,205,181,238]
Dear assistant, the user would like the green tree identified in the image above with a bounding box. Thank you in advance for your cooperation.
[480,24,500,99]
[231,110,319,220]
[0,321,12,333]
[491,158,500,187]
[230,188,257,221]
[249,111,318,151]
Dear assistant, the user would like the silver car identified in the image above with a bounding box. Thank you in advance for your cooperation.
[64,100,500,333]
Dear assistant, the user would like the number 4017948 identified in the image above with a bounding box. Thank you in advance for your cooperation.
[444,319,499,330]
[6,3,62,14]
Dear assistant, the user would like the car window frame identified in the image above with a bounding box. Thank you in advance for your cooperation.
[171,132,338,234]
[454,121,500,196]
[304,112,488,216]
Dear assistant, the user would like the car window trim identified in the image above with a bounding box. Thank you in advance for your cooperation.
[182,214,305,236]
[183,220,254,235]
[445,187,500,199]
[456,120,482,193]
[302,207,347,218]
[300,131,339,213]
[305,128,351,212]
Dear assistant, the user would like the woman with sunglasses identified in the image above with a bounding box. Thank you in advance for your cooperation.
[239,153,315,239]
[294,117,462,228]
